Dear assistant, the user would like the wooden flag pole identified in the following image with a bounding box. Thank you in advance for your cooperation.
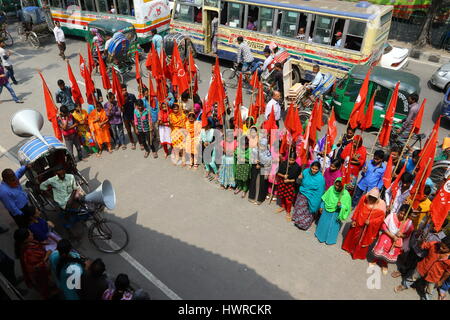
[187,46,195,112]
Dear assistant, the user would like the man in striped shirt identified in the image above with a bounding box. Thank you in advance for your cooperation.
[236,36,255,85]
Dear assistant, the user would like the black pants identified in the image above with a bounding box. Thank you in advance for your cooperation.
[57,42,66,59]
[398,249,422,276]
[248,165,268,203]
[138,131,150,153]
[63,133,83,160]
[149,123,159,153]
[5,65,17,83]
[0,249,17,285]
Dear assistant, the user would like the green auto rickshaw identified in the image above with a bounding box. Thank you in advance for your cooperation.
[327,65,421,130]
[86,19,144,82]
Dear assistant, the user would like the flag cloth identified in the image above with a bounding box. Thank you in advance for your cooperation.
[412,99,426,134]
[79,54,95,105]
[148,76,156,98]
[263,108,278,131]
[326,108,337,154]
[87,42,95,74]
[284,104,302,139]
[256,81,265,116]
[111,68,124,107]
[66,60,84,105]
[383,154,393,189]
[213,56,226,121]
[360,90,376,131]
[378,81,399,147]
[145,45,152,71]
[250,71,260,89]
[38,72,62,141]
[151,44,163,80]
[135,51,141,82]
[430,179,450,231]
[171,42,190,94]
[389,164,406,208]
[308,99,321,146]
[95,43,111,90]
[349,68,371,129]
[161,48,172,81]
[188,49,197,79]
[234,73,244,130]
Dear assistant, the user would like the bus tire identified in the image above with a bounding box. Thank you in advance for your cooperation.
[292,65,301,85]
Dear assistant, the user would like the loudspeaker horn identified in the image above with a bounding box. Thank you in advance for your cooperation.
[84,180,116,210]
[10,109,49,146]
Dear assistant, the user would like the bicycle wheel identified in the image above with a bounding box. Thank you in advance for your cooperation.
[16,25,25,41]
[4,30,13,47]
[430,161,450,187]
[88,218,129,253]
[222,69,238,89]
[28,32,40,48]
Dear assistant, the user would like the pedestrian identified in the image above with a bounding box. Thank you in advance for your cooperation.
[403,149,420,174]
[334,126,355,160]
[0,63,23,103]
[315,177,352,245]
[394,236,450,300]
[88,102,113,155]
[352,150,386,208]
[385,172,414,214]
[72,103,98,156]
[269,63,284,101]
[58,105,83,161]
[53,21,66,60]
[80,258,110,300]
[0,39,18,84]
[248,137,272,204]
[219,130,236,189]
[395,93,420,141]
[14,228,54,299]
[49,239,86,300]
[264,90,281,126]
[151,29,163,55]
[323,158,343,190]
[410,185,432,229]
[185,112,201,168]
[143,87,160,158]
[158,101,172,158]
[0,165,36,228]
[342,187,386,260]
[275,148,302,217]
[104,92,125,150]
[169,103,188,166]
[121,84,138,150]
[55,79,75,112]
[102,273,134,300]
[340,134,366,194]
[370,204,414,275]
[134,99,152,158]
[234,135,252,198]
[291,161,326,230]
[389,146,404,178]
[201,117,218,179]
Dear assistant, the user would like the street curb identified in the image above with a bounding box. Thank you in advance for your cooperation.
[410,48,450,65]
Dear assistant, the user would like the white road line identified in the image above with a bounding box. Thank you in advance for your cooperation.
[0,142,182,300]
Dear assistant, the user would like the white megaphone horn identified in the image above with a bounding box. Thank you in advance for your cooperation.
[10,109,50,146]
[84,180,116,210]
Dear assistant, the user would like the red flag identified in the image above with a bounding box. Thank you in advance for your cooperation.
[360,90,376,131]
[111,68,124,107]
[234,73,244,130]
[79,54,95,105]
[430,179,450,231]
[284,104,302,139]
[326,108,337,154]
[66,60,84,105]
[95,43,111,90]
[87,42,95,74]
[148,76,156,98]
[349,68,371,129]
[38,72,62,141]
[389,164,406,207]
[256,81,265,116]
[188,49,197,78]
[151,45,163,80]
[193,74,199,96]
[412,99,426,134]
[263,108,278,131]
[206,56,226,123]
[145,47,152,71]
[383,154,393,189]
[250,71,260,89]
[161,48,172,81]
[341,155,352,185]
[308,99,322,146]
[171,42,190,94]
[378,81,399,147]
[135,51,141,82]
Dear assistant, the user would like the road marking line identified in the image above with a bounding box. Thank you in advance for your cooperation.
[0,142,182,300]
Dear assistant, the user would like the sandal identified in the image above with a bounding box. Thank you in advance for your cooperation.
[241,191,247,199]
[234,189,241,195]
[391,271,402,278]
[122,146,127,150]
[394,285,407,293]
[140,145,145,151]
[276,207,285,213]
[144,152,150,158]
[131,144,136,150]
[285,214,292,222]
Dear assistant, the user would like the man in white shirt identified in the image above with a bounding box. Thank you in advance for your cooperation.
[265,90,281,126]
[307,64,325,91]
[53,21,66,60]
[259,47,273,79]
[334,32,343,48]
[0,39,17,84]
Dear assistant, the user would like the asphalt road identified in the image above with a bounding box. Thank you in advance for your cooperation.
[0,25,448,300]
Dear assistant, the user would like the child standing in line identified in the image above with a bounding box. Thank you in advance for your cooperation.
[158,102,172,158]
[185,112,202,169]
[234,135,251,198]
[134,99,152,158]
[219,130,237,190]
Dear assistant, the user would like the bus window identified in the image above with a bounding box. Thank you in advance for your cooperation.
[174,4,195,23]
[258,7,274,34]
[97,0,109,13]
[204,0,218,7]
[79,0,95,11]
[312,15,333,46]
[226,2,244,28]
[247,5,259,30]
[345,20,365,51]
[332,18,345,46]
[65,0,80,9]
[117,0,130,15]
[49,0,62,8]
[279,10,298,38]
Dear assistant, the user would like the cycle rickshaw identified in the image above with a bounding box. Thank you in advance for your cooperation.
[12,109,129,253]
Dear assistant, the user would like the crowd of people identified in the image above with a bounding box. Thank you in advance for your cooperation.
[0,29,449,300]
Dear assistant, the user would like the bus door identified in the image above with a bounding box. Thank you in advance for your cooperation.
[203,9,218,54]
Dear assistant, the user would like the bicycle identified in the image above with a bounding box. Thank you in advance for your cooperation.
[222,63,253,89]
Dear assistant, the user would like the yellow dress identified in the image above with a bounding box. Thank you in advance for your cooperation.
[169,112,187,149]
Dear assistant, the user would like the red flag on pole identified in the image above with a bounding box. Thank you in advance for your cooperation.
[263,108,278,131]
[284,104,303,139]
[188,49,197,78]
[234,73,244,130]
[349,68,371,129]
[135,51,142,82]
[151,45,163,80]
[326,108,337,154]
[111,68,124,107]
[250,71,260,89]
[79,54,95,105]
[87,42,95,74]
[256,81,265,116]
[378,81,400,147]
[383,154,393,189]
[412,99,426,134]
[213,56,226,122]
[38,72,63,141]
[389,164,406,207]
[95,43,111,90]
[66,60,84,105]
[171,42,190,94]
[430,179,450,231]
[360,90,376,131]
[145,46,152,71]
[161,48,172,81]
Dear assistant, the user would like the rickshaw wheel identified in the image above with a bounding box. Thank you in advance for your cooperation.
[430,160,450,188]
[28,32,40,48]
[88,218,129,253]
[16,25,25,41]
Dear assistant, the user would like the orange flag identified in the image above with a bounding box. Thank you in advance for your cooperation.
[161,48,172,81]
[111,68,124,107]
[95,43,111,90]
[382,154,393,189]
[349,68,371,129]
[151,44,163,80]
[38,72,62,141]
[284,104,302,139]
[263,108,278,131]
[430,179,450,231]
[360,90,376,131]
[233,73,244,130]
[87,42,95,74]
[250,71,260,89]
[378,81,399,147]
[412,98,426,134]
[66,60,84,105]
[212,56,226,122]
[326,108,337,154]
[256,81,265,116]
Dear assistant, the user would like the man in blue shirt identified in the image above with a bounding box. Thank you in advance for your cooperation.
[352,150,386,208]
[55,79,75,112]
[151,29,163,55]
[0,165,35,228]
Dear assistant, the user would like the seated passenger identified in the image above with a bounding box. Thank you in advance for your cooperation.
[306,64,325,92]
[26,207,61,251]
[39,169,83,210]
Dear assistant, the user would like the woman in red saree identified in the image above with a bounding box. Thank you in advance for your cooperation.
[340,135,366,195]
[342,187,386,260]
[14,228,54,299]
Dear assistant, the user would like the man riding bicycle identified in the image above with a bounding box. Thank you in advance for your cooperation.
[236,36,259,84]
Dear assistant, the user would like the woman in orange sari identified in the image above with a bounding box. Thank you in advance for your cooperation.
[342,187,386,260]
[72,103,98,155]
[185,112,202,169]
[89,102,112,155]
[169,103,187,166]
